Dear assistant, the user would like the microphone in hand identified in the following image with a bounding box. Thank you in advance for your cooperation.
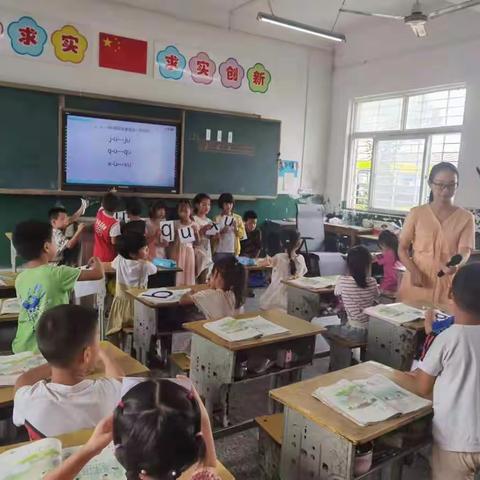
[438,254,463,277]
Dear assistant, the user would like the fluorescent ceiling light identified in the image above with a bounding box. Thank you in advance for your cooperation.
[257,12,346,43]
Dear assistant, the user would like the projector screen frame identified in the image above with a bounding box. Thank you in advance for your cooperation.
[61,109,182,194]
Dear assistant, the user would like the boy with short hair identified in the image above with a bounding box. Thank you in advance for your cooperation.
[49,205,86,265]
[13,304,124,437]
[214,193,246,261]
[411,262,480,479]
[94,192,121,262]
[240,210,262,258]
[12,220,103,353]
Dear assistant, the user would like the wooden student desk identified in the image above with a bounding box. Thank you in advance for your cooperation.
[184,309,324,428]
[365,301,451,371]
[126,285,208,366]
[0,430,235,480]
[0,341,148,408]
[270,361,432,480]
[103,262,183,288]
[324,224,372,248]
[282,277,337,321]
[0,272,17,299]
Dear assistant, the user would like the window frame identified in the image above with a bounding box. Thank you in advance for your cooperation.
[346,84,465,215]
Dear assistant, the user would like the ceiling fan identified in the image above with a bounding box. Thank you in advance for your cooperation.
[340,0,480,38]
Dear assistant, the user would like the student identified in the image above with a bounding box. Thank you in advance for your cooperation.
[214,193,246,261]
[410,263,480,480]
[374,229,402,294]
[193,193,214,283]
[48,202,87,265]
[13,304,124,438]
[145,200,169,261]
[12,221,103,353]
[260,230,307,311]
[107,232,157,336]
[122,197,147,236]
[44,378,221,480]
[334,246,380,330]
[181,256,247,320]
[94,192,121,262]
[172,200,197,286]
[240,210,262,258]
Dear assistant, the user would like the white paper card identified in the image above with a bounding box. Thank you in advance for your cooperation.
[222,216,235,228]
[206,128,211,141]
[217,130,222,142]
[160,221,175,243]
[179,226,195,244]
[228,131,233,143]
[205,223,220,236]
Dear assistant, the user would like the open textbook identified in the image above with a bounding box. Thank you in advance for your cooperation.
[288,275,339,290]
[0,351,47,386]
[204,315,289,342]
[312,374,431,426]
[364,303,425,325]
[140,288,191,304]
[0,298,20,315]
[0,438,125,480]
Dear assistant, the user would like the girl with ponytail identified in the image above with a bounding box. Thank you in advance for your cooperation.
[180,256,247,319]
[45,379,220,480]
[260,229,307,311]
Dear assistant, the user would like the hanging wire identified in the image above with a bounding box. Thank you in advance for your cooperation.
[331,0,346,31]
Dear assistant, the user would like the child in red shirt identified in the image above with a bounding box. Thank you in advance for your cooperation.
[374,230,402,295]
[94,192,121,262]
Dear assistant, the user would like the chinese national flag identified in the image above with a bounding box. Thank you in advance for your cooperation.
[99,32,147,74]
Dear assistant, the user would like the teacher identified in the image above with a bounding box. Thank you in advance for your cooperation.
[398,162,475,307]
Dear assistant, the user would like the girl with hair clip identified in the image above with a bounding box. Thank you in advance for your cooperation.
[260,229,307,311]
[192,193,214,284]
[44,378,221,480]
[181,256,247,320]
[373,229,403,295]
[172,200,198,287]
[145,200,169,261]
[335,245,380,331]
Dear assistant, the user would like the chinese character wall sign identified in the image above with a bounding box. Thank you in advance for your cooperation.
[51,25,88,63]
[154,42,271,94]
[7,16,47,57]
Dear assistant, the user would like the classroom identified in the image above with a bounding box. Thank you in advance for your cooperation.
[0,0,479,479]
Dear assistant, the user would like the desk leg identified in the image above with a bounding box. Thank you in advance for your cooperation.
[133,302,157,366]
[329,343,352,371]
[367,317,418,371]
[280,407,354,479]
[190,335,235,423]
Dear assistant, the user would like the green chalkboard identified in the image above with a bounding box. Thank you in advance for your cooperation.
[183,110,280,196]
[0,87,59,189]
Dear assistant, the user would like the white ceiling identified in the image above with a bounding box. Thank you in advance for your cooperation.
[105,0,480,48]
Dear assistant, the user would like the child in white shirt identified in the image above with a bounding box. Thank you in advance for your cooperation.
[107,232,157,336]
[193,193,214,283]
[334,245,379,330]
[181,256,247,320]
[411,263,480,480]
[260,230,307,311]
[13,304,124,438]
[145,200,169,260]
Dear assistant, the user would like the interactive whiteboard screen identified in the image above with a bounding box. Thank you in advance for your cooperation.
[63,113,180,192]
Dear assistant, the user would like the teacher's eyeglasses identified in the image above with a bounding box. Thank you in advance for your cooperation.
[431,182,458,191]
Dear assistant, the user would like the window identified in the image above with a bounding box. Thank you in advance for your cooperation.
[348,86,466,212]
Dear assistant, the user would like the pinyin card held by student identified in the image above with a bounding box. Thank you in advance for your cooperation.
[179,226,195,244]
[205,222,220,236]
[160,220,175,243]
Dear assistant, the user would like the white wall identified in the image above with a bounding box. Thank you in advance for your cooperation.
[0,0,333,194]
[326,11,480,208]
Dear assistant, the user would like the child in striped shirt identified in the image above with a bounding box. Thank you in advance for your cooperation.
[334,245,380,330]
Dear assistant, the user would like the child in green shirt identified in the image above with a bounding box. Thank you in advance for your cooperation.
[12,220,104,353]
